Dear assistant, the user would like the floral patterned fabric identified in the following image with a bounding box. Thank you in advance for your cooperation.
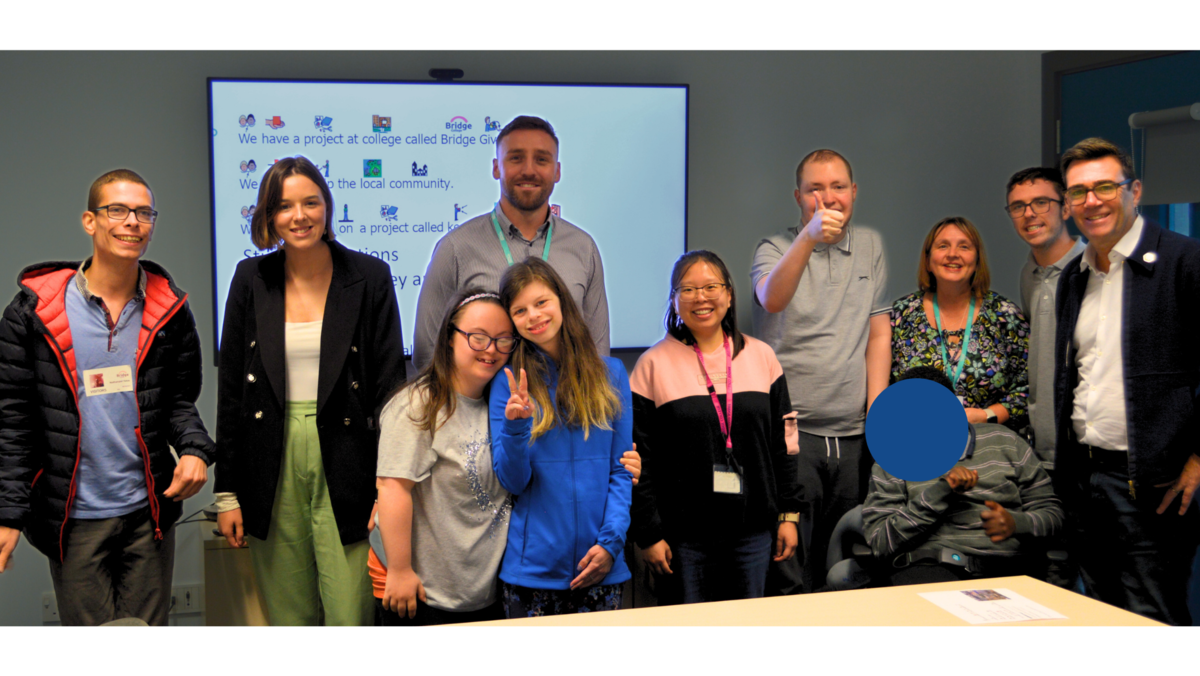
[502,582,623,617]
[890,290,1029,430]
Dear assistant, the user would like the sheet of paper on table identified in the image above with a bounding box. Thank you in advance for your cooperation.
[918,588,1067,624]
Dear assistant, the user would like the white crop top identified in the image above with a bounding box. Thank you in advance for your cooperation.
[285,320,322,402]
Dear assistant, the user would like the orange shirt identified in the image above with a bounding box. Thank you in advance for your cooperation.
[368,548,387,599]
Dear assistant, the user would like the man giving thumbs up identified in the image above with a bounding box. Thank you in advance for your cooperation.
[751,149,891,595]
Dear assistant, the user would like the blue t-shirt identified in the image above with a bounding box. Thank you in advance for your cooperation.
[64,278,147,518]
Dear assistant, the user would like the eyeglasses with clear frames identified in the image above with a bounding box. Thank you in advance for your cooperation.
[92,204,158,224]
[1005,197,1062,218]
[451,325,518,353]
[1065,178,1133,206]
[674,283,729,301]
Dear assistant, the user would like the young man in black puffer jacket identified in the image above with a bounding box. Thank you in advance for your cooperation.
[0,169,214,625]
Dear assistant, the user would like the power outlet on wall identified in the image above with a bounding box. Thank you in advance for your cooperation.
[170,584,204,614]
[42,592,60,623]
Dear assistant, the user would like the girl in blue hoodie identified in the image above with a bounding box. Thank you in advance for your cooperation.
[492,258,633,617]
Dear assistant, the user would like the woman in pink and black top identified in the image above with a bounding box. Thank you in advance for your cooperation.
[629,250,803,604]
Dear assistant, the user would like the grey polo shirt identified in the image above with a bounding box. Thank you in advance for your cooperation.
[751,225,889,437]
[412,206,610,370]
[1019,237,1087,469]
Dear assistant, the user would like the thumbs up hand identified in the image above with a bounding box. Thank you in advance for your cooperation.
[801,192,846,244]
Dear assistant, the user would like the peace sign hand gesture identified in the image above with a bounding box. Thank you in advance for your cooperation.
[504,367,533,421]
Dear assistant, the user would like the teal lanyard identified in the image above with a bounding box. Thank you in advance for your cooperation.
[490,203,552,266]
[932,293,976,390]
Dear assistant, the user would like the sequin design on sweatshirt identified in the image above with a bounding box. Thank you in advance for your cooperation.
[462,432,512,537]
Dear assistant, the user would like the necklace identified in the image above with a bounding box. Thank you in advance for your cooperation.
[935,296,970,330]
[932,293,976,390]
[942,327,966,363]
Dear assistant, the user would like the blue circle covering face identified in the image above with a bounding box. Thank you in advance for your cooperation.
[866,379,968,482]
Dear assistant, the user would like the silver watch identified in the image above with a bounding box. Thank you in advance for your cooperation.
[985,409,997,423]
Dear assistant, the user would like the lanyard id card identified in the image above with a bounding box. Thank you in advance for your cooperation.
[696,336,742,495]
[713,462,744,495]
[932,293,976,390]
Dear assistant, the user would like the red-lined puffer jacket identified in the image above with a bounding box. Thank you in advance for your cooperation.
[0,260,214,561]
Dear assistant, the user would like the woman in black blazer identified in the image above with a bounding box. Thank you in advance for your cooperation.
[214,156,406,625]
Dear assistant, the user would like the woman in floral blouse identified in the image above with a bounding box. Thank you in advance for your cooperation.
[891,216,1029,430]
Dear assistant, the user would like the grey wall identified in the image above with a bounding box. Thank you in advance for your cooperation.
[0,50,1041,625]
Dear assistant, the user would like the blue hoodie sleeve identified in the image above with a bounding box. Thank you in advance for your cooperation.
[595,359,634,560]
[489,370,533,495]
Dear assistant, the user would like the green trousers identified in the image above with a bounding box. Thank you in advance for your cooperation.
[248,401,372,626]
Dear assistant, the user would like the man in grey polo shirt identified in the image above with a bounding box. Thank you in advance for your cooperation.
[751,149,890,594]
[1007,167,1086,474]
[412,116,609,370]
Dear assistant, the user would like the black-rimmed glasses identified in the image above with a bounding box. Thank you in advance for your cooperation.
[92,204,158,224]
[1065,179,1133,206]
[1005,197,1062,218]
[674,283,728,301]
[452,325,518,354]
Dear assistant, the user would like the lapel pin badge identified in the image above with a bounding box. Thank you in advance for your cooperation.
[1143,252,1158,263]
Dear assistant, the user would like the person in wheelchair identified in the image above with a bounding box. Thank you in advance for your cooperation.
[861,366,1065,586]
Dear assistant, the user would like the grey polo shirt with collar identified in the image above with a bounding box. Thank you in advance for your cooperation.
[412,206,610,371]
[1019,236,1087,469]
[751,224,889,437]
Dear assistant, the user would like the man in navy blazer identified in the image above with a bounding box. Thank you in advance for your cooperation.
[1053,137,1200,625]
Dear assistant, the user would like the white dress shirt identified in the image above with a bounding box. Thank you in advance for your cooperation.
[1071,215,1145,451]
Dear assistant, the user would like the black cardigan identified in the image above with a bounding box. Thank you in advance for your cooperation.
[1053,218,1200,501]
[215,241,406,545]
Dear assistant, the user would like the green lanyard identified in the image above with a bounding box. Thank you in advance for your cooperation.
[490,203,553,266]
[932,293,976,390]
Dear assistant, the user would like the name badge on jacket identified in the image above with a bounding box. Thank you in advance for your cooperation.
[83,366,134,396]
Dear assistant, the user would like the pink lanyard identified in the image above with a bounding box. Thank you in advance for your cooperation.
[694,335,733,451]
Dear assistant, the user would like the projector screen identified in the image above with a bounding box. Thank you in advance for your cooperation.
[207,78,689,359]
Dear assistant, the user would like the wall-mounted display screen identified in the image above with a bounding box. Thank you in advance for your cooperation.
[208,78,689,357]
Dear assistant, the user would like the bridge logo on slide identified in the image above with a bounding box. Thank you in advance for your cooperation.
[446,116,472,132]
[239,160,258,174]
[264,116,286,130]
[380,205,399,222]
[363,160,383,178]
[238,114,256,129]
[484,116,501,132]
[372,115,392,133]
[314,116,334,132]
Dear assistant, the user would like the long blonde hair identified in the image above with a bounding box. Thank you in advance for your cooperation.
[499,258,620,440]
